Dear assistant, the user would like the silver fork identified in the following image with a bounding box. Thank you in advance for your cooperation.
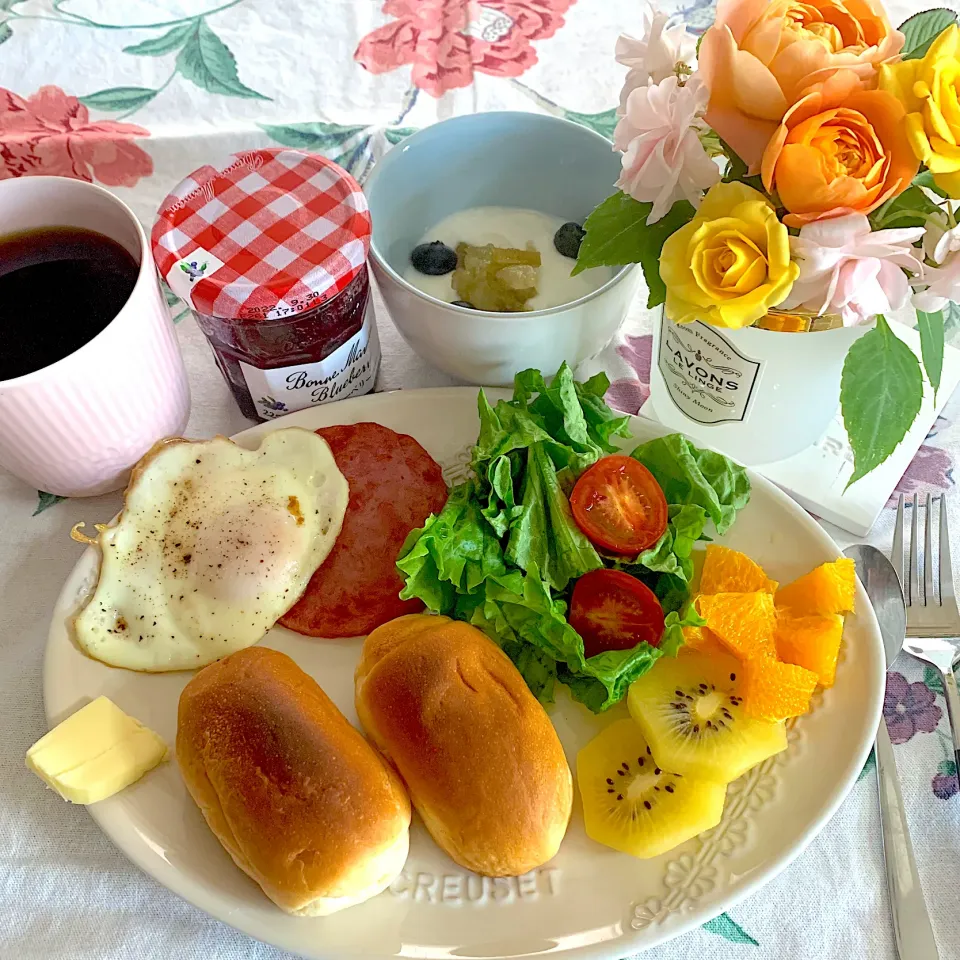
[892,493,960,772]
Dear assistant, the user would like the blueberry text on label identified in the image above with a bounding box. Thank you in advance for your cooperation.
[239,302,380,418]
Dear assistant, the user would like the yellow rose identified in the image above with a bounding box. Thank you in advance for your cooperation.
[879,24,960,197]
[659,182,799,329]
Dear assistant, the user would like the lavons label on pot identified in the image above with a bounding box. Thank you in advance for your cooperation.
[657,320,760,425]
[240,302,380,419]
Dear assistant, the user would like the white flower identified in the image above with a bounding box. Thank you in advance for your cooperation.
[781,214,924,327]
[614,75,720,224]
[616,4,697,114]
[922,212,960,264]
[915,212,960,312]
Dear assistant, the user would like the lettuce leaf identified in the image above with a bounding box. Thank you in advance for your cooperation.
[504,442,603,591]
[396,480,506,613]
[560,605,705,712]
[631,503,709,581]
[457,562,698,711]
[396,367,750,714]
[631,434,750,535]
[471,365,612,592]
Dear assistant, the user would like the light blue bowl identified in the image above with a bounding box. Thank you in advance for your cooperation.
[364,111,639,385]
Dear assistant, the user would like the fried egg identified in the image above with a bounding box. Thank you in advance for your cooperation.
[74,428,348,672]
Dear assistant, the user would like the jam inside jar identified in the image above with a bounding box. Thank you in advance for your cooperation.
[151,149,379,422]
[193,266,375,421]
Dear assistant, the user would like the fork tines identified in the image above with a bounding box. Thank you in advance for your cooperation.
[893,493,960,633]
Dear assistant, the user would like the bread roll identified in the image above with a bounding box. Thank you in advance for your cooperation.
[177,646,410,916]
[355,614,572,877]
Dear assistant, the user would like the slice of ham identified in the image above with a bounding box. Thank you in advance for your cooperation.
[280,422,448,638]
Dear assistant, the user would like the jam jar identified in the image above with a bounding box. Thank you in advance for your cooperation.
[151,148,379,422]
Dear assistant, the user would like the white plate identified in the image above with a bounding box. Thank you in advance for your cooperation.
[43,387,885,960]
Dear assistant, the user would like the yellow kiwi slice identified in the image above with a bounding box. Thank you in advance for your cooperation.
[577,719,726,859]
[628,651,787,783]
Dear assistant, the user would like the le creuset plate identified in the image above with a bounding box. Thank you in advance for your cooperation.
[43,387,884,960]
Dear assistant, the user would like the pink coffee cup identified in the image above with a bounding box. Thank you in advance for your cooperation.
[0,177,191,497]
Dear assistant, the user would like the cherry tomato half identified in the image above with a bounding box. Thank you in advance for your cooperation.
[569,569,665,659]
[570,455,668,555]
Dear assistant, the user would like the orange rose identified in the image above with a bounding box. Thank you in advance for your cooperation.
[760,75,917,226]
[698,0,903,170]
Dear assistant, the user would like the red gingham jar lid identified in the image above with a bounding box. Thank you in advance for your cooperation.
[151,148,370,321]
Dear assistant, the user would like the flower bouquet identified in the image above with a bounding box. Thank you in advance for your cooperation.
[574,0,960,483]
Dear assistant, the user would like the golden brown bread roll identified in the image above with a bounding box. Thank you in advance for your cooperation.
[355,614,573,877]
[177,646,411,916]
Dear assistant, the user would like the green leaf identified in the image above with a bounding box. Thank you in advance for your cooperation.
[161,279,180,308]
[914,169,952,199]
[858,747,877,781]
[504,442,603,592]
[944,300,960,338]
[870,183,942,229]
[899,8,958,60]
[924,665,944,695]
[33,491,66,516]
[260,120,366,152]
[122,22,194,56]
[938,758,957,777]
[0,21,12,45]
[397,363,688,713]
[917,309,944,399]
[702,912,760,946]
[563,107,618,141]
[176,19,270,100]
[384,125,417,145]
[79,86,158,112]
[572,192,695,308]
[631,433,751,535]
[625,504,709,582]
[841,316,923,486]
[718,136,749,182]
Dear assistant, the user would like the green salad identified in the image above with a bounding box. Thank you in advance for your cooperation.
[396,363,751,712]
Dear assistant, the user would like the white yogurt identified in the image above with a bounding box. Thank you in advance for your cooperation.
[403,206,615,311]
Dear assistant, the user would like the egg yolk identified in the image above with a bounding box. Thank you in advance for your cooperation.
[184,503,302,604]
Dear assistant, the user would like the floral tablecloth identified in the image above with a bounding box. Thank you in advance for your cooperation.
[1,2,959,958]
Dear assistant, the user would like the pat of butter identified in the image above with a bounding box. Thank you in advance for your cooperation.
[26,696,167,804]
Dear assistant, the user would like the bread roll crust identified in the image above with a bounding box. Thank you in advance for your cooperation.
[355,614,572,877]
[177,646,410,915]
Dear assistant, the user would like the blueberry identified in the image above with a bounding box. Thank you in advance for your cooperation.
[411,241,458,276]
[554,221,585,259]
[451,300,475,309]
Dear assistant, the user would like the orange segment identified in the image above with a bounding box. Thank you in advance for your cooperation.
[697,592,776,660]
[775,613,844,687]
[775,558,856,616]
[740,655,818,721]
[699,545,778,595]
[681,624,729,658]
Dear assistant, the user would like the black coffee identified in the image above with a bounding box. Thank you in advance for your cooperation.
[0,226,139,380]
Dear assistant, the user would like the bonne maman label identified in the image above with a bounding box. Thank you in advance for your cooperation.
[240,302,380,419]
[657,320,760,425]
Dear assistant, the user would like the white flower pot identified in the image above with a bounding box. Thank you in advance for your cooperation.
[647,313,870,465]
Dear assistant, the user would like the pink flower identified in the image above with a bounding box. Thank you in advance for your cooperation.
[922,214,960,264]
[614,75,720,224]
[914,254,960,313]
[889,443,953,504]
[914,215,960,312]
[354,0,575,97]
[616,5,697,112]
[606,333,655,414]
[606,378,650,414]
[0,85,152,186]
[781,213,924,326]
